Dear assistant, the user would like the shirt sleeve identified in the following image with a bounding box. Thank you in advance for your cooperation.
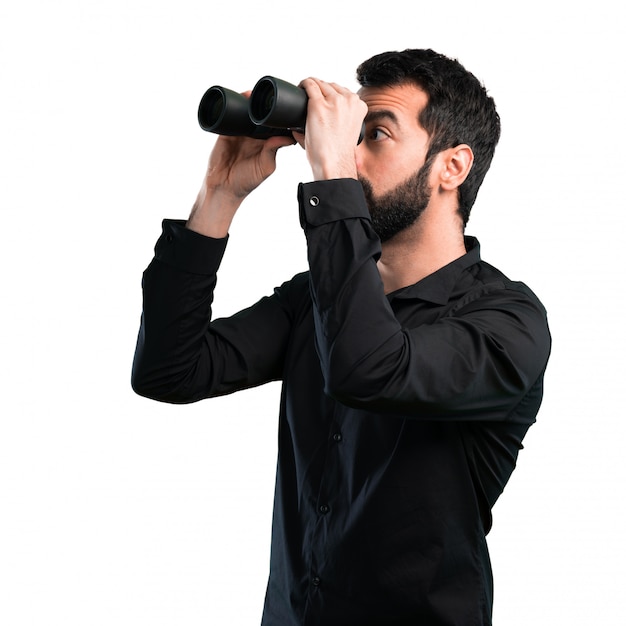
[131,219,293,404]
[299,179,551,421]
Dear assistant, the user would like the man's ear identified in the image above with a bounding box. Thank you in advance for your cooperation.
[438,144,474,191]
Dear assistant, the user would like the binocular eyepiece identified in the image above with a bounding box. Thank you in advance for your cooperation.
[198,76,364,143]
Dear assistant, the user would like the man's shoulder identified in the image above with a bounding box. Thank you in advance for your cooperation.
[464,259,548,317]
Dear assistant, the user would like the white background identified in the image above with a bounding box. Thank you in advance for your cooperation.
[1,1,624,624]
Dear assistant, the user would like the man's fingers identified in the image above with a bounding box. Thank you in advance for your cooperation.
[299,77,340,99]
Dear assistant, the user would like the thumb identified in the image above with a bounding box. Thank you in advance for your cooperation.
[291,130,306,149]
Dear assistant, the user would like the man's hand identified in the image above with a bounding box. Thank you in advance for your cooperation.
[204,133,295,200]
[295,78,367,181]
[187,92,295,238]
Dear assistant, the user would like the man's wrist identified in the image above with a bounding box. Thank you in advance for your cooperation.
[312,165,358,182]
[186,186,243,238]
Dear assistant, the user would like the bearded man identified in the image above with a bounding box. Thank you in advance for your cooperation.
[132,49,551,626]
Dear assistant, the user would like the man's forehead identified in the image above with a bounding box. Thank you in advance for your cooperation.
[358,83,428,129]
[358,83,428,116]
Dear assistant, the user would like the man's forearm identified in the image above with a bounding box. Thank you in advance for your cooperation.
[131,221,228,402]
[186,183,242,238]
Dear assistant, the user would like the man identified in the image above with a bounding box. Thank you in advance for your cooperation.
[132,49,551,625]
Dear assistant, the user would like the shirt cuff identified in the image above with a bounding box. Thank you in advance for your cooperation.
[298,179,371,228]
[154,219,229,275]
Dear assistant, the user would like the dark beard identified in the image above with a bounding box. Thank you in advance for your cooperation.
[359,158,433,243]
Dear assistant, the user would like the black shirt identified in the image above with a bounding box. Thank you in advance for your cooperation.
[132,178,551,626]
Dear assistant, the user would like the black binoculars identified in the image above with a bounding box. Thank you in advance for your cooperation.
[198,76,364,143]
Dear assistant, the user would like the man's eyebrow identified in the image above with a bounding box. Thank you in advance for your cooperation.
[364,109,399,125]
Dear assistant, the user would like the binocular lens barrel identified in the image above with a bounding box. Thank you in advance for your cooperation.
[248,76,307,130]
[198,75,364,143]
[198,86,260,136]
[248,79,276,124]
[198,87,227,131]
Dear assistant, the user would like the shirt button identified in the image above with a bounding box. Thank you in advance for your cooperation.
[319,504,330,514]
[312,576,321,587]
[333,433,342,442]
[309,196,320,206]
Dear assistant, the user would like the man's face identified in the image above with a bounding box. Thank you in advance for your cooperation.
[356,83,432,242]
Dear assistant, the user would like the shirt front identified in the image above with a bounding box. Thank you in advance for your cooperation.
[132,179,551,626]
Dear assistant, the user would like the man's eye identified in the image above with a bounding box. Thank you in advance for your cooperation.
[368,128,388,141]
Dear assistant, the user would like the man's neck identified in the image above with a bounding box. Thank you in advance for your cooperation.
[377,210,467,294]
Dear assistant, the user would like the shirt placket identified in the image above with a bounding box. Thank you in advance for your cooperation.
[303,403,344,622]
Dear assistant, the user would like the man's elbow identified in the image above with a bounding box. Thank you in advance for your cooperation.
[131,359,184,404]
[130,363,167,402]
[130,366,156,401]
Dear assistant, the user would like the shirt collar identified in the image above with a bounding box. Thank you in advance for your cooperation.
[388,236,481,305]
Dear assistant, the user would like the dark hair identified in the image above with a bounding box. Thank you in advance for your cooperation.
[356,49,500,225]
